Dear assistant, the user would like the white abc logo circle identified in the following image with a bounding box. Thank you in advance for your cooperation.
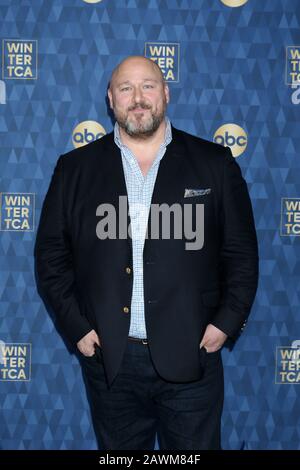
[220,0,248,7]
[213,124,247,158]
[72,121,106,148]
[82,0,102,4]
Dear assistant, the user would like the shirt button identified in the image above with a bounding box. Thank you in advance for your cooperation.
[123,306,130,314]
[125,267,131,274]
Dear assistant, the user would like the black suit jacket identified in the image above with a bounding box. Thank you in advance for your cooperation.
[34,126,259,387]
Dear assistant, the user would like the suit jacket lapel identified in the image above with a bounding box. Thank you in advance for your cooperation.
[103,133,132,252]
[150,126,185,206]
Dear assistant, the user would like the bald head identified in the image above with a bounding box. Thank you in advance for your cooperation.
[109,55,165,90]
[107,55,169,140]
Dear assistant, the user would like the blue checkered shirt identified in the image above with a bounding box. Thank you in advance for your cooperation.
[114,118,172,338]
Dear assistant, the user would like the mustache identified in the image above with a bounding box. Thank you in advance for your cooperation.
[128,103,152,111]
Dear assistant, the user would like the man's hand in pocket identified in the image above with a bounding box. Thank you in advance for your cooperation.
[77,329,101,357]
[200,324,227,353]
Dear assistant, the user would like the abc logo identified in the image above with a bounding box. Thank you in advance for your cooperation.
[220,0,248,7]
[213,124,247,157]
[72,121,106,149]
[291,83,300,105]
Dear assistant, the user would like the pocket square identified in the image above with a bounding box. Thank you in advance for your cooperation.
[184,188,211,198]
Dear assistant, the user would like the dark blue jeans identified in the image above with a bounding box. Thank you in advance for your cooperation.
[79,338,224,450]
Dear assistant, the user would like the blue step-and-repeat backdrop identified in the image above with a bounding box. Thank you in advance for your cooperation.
[1,0,300,450]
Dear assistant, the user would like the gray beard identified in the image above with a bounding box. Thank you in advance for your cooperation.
[118,110,165,139]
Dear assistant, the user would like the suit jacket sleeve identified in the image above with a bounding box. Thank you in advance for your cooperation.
[210,146,259,339]
[34,155,93,346]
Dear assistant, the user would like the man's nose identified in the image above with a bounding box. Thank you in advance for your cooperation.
[133,86,143,102]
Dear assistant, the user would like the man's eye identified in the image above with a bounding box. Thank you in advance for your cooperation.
[120,87,131,92]
[144,84,154,89]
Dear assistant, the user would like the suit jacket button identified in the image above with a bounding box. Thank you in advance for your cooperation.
[125,267,131,274]
[123,306,130,313]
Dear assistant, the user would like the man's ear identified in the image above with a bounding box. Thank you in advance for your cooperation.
[164,84,170,104]
[108,88,114,109]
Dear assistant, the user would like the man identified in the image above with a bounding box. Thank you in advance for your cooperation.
[34,56,259,450]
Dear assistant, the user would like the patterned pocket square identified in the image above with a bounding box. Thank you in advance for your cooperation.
[184,188,211,198]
